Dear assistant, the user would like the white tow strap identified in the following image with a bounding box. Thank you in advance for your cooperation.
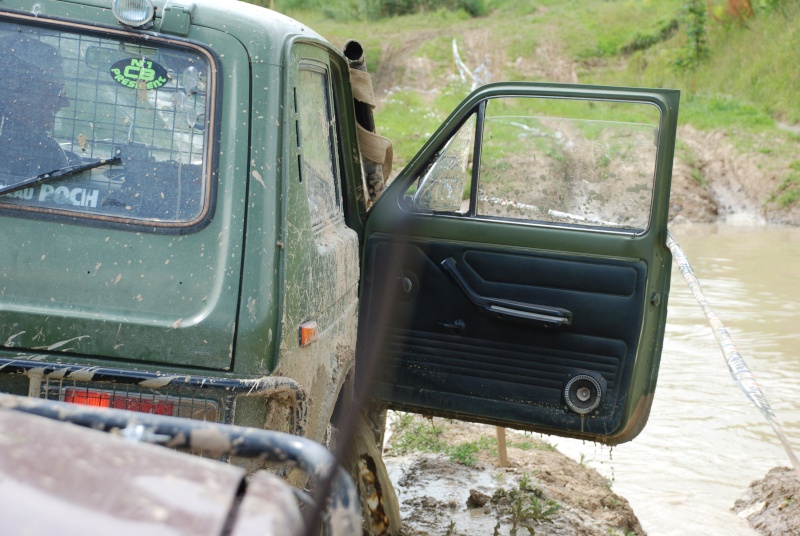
[667,230,800,477]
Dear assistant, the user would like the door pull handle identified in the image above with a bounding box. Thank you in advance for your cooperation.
[440,257,572,329]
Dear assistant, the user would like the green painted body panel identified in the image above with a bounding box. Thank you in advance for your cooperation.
[0,1,362,443]
[0,1,336,375]
[0,9,253,370]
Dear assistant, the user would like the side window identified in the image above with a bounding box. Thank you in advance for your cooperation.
[478,97,660,230]
[297,65,342,232]
[408,96,662,232]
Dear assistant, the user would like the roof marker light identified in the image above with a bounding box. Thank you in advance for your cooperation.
[112,0,156,28]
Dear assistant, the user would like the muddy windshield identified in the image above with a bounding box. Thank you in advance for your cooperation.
[0,20,217,229]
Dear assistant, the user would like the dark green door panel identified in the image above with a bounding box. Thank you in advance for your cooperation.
[357,83,679,444]
[361,237,647,437]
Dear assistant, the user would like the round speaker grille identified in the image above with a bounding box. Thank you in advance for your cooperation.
[564,374,602,414]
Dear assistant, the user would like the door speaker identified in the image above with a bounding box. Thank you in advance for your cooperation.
[564,372,605,415]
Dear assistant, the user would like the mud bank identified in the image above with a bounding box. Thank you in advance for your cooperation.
[669,125,800,226]
[383,414,643,536]
[734,467,800,536]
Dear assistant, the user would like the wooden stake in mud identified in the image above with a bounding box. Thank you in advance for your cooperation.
[496,427,508,467]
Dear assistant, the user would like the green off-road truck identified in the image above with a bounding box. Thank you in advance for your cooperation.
[0,0,679,532]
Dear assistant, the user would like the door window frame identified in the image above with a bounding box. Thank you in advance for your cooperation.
[395,86,675,239]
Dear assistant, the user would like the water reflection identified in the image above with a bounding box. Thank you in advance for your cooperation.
[550,223,800,536]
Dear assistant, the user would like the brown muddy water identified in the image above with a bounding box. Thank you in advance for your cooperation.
[550,223,800,535]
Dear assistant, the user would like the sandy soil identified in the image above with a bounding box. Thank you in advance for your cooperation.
[668,125,800,226]
[383,414,644,536]
[734,467,800,536]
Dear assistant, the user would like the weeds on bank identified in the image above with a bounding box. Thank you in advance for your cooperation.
[390,413,446,454]
[769,160,800,207]
[390,414,560,466]
[508,438,557,452]
[492,473,559,535]
[389,414,497,466]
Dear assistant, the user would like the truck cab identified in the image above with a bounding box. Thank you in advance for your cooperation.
[0,0,679,531]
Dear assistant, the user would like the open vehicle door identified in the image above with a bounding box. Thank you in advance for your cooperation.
[357,83,679,444]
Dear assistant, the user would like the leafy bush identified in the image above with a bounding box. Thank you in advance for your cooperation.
[770,160,800,207]
[270,0,487,19]
[379,0,487,17]
[673,0,708,70]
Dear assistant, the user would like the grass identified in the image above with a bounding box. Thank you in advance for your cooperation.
[679,93,775,131]
[389,413,446,454]
[551,0,683,59]
[595,2,800,126]
[264,0,800,206]
[388,413,498,466]
[276,0,800,126]
[492,472,560,535]
[389,413,562,467]
[378,89,445,167]
[507,438,556,452]
[769,160,800,207]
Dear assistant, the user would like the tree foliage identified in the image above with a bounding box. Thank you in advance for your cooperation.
[259,0,487,19]
[674,0,708,70]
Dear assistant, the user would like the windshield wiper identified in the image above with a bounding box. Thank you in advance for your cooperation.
[0,156,121,197]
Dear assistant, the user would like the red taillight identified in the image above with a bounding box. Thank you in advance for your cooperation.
[120,398,174,415]
[57,387,219,421]
[64,389,111,408]
[63,388,175,416]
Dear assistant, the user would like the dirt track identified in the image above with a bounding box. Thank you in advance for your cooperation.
[669,125,800,226]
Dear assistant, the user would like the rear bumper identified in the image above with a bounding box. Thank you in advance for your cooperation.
[0,357,308,435]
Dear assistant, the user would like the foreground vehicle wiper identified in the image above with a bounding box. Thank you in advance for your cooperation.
[0,156,121,196]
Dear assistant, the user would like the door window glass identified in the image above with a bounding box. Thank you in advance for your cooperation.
[0,20,217,227]
[297,66,342,232]
[478,97,661,230]
[410,115,475,214]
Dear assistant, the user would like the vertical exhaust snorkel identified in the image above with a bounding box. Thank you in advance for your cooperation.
[343,40,393,207]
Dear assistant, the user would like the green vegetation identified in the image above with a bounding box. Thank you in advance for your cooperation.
[770,160,800,206]
[254,0,800,205]
[492,473,560,535]
[388,413,498,466]
[606,1,800,126]
[673,0,708,70]
[252,0,487,19]
[507,438,557,452]
[388,413,562,467]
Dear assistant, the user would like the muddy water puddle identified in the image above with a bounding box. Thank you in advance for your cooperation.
[546,224,800,535]
[387,453,502,534]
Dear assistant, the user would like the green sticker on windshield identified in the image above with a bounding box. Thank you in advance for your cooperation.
[110,58,169,90]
